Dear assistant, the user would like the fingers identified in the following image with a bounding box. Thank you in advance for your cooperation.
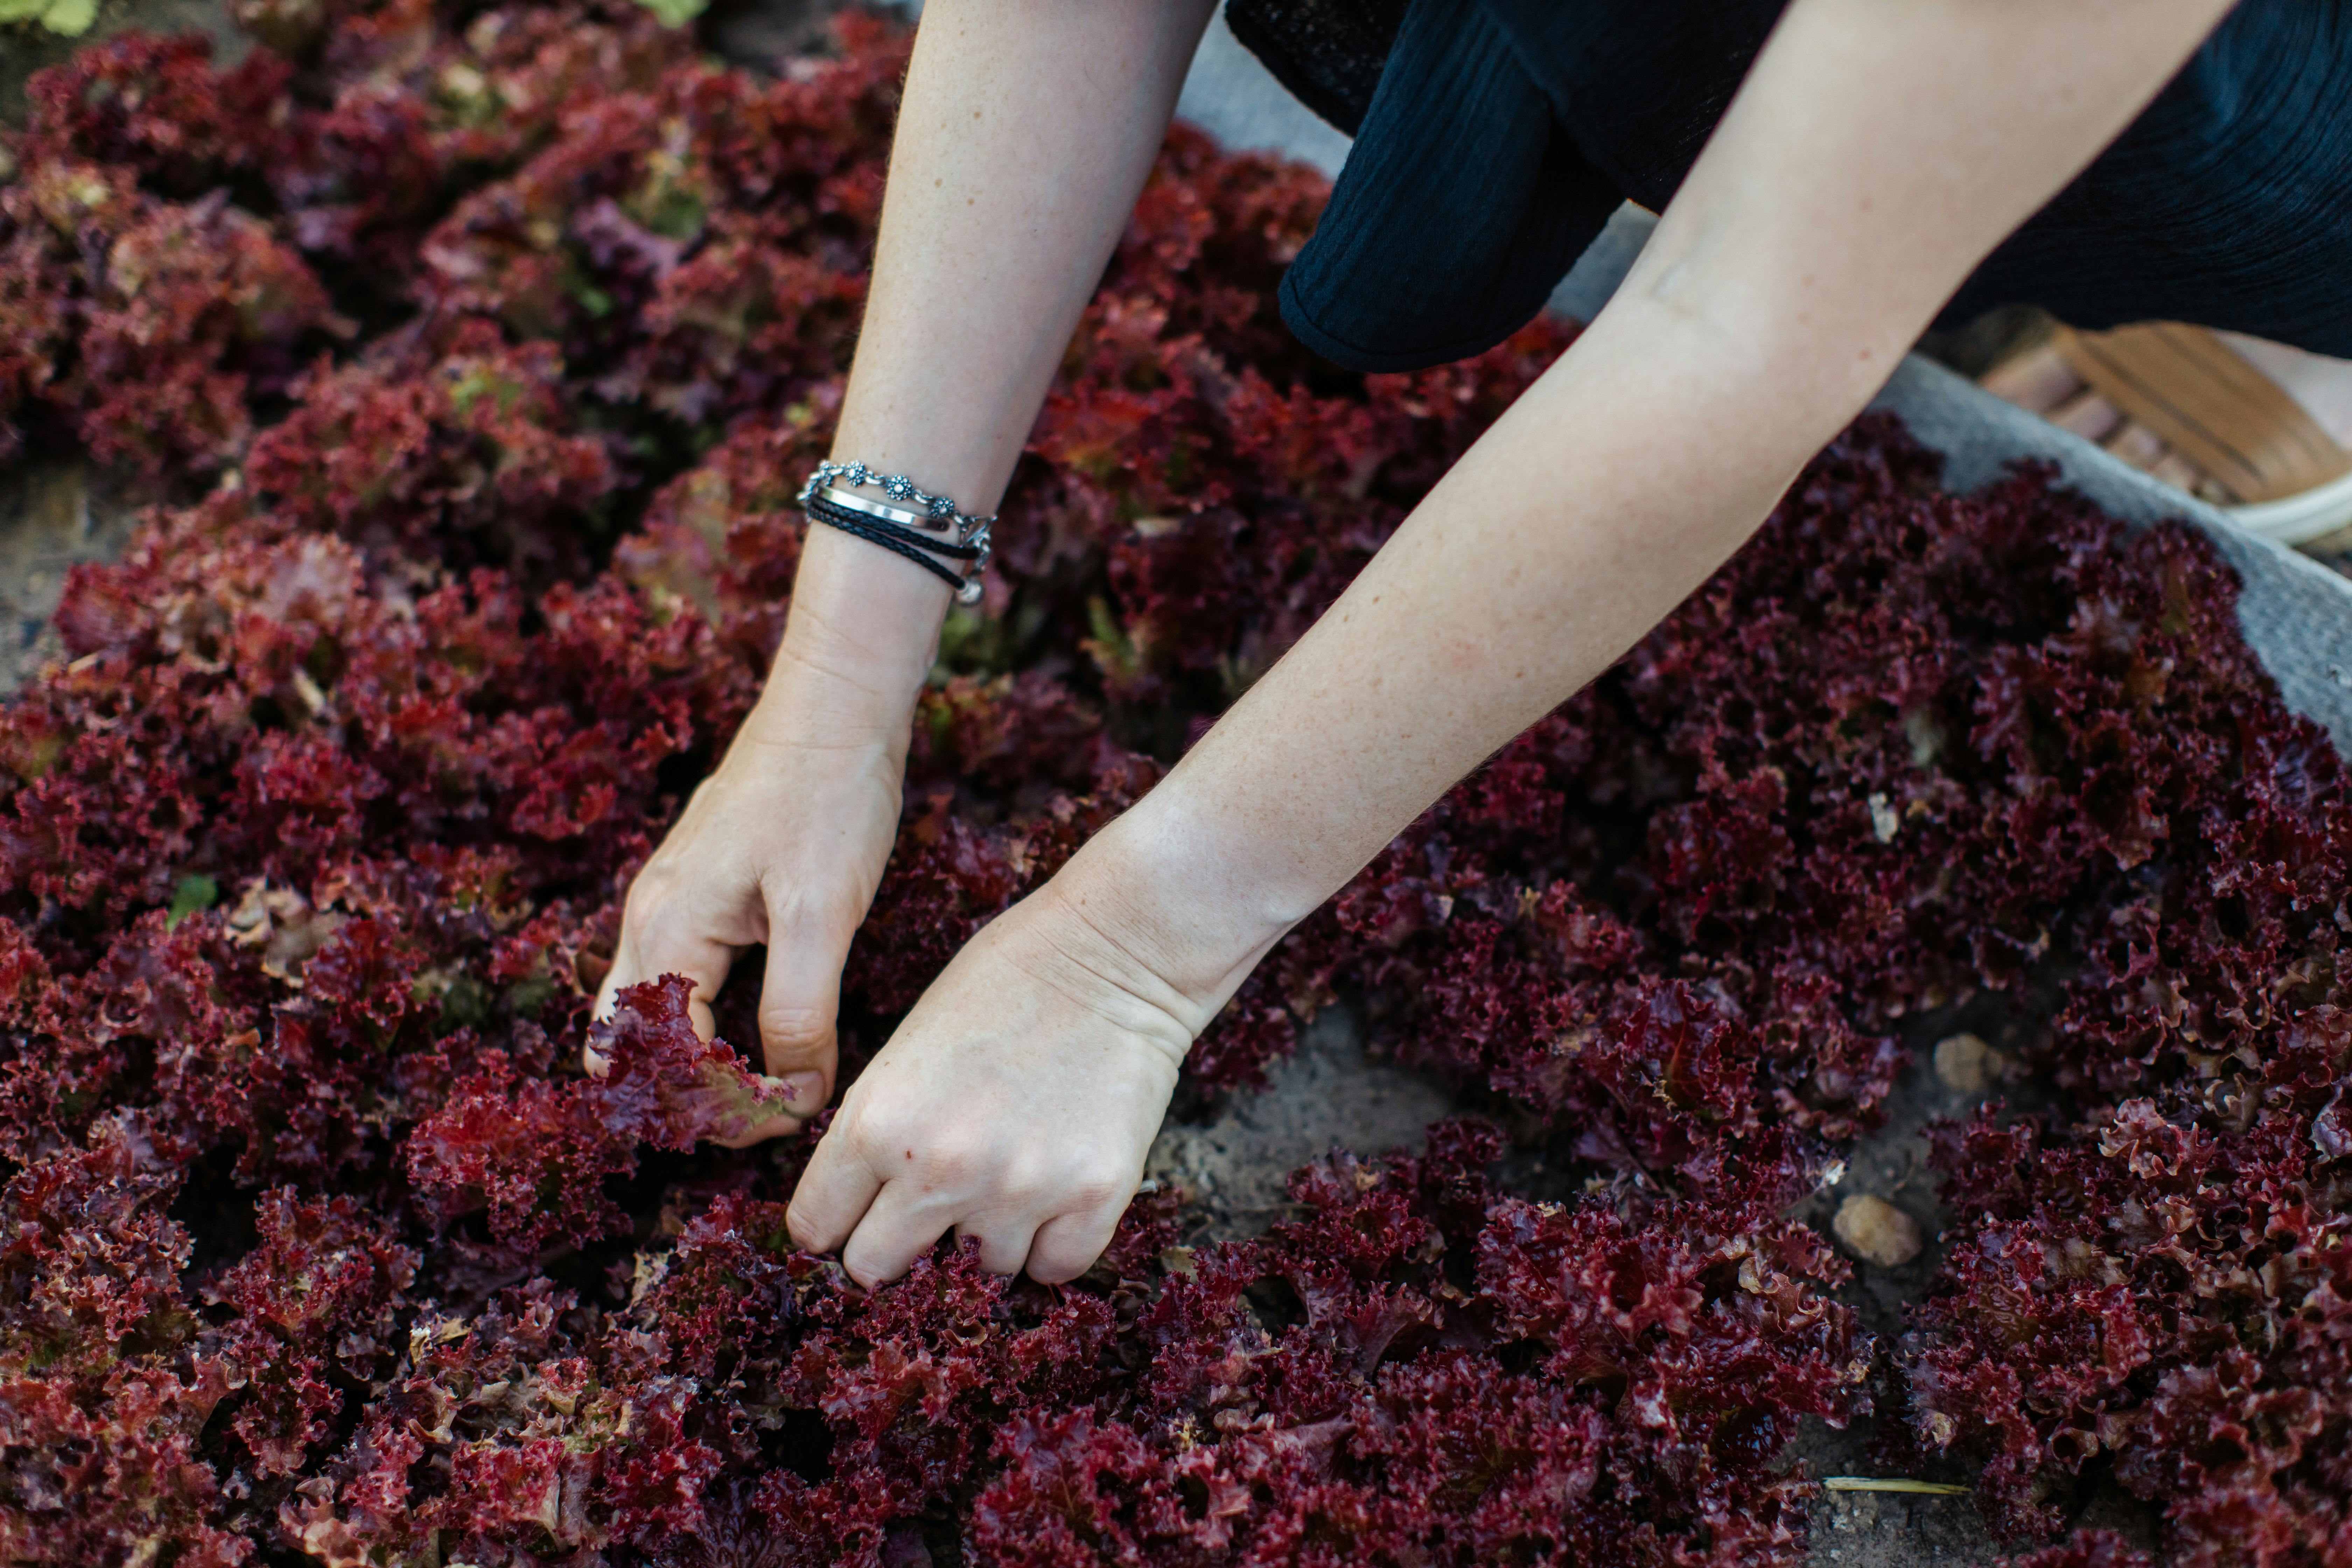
[757,900,846,1116]
[836,1182,952,1291]
[960,1217,1039,1278]
[588,916,736,1073]
[789,1122,1135,1287]
[609,925,735,1032]
[784,1123,968,1286]
[785,1115,1096,1286]
[1025,1202,1128,1285]
[600,911,804,1147]
[770,879,1192,1290]
[710,1104,806,1150]
[785,1115,885,1260]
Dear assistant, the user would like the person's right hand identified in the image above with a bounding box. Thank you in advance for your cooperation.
[593,653,914,1139]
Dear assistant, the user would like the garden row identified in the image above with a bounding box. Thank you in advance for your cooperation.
[0,5,2344,1563]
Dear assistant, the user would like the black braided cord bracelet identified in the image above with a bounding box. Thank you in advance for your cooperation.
[803,492,978,594]
[810,490,981,561]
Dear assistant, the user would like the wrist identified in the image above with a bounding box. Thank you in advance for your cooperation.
[1053,781,1304,1020]
[765,524,952,736]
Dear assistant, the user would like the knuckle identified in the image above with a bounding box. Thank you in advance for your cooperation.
[994,1175,1049,1214]
[991,1153,1059,1208]
[758,1001,834,1048]
[1063,1174,1127,1216]
[1026,1252,1087,1286]
[621,875,675,926]
[844,1114,942,1177]
[785,1204,832,1255]
[916,1142,982,1189]
[835,1111,889,1165]
[761,876,870,941]
[993,1154,1123,1218]
[1057,1147,1136,1211]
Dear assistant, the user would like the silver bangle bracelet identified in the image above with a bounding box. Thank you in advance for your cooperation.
[797,460,996,604]
[817,484,956,537]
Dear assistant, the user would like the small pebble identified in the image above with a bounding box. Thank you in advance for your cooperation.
[1834,1194,1923,1268]
[1933,1031,2006,1094]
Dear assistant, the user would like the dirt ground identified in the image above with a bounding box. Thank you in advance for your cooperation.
[0,461,144,694]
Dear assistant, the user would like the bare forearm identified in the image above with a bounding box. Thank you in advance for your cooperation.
[1076,297,1860,1001]
[1059,0,2234,1009]
[782,0,1216,703]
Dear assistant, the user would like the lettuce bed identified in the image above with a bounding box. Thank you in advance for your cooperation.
[2,7,2347,1564]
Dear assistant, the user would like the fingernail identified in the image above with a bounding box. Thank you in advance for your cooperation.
[781,1071,826,1110]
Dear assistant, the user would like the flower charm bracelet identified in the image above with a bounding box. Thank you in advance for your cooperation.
[798,459,995,605]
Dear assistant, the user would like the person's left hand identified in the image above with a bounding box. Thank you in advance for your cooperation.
[784,849,1217,1287]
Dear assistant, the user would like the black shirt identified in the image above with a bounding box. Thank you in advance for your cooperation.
[1230,0,2352,371]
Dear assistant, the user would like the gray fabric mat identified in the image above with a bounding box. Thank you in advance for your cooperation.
[1878,355,2352,754]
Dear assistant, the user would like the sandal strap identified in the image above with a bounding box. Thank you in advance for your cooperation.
[2054,322,2352,505]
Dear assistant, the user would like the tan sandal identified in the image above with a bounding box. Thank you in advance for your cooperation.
[1980,321,2352,550]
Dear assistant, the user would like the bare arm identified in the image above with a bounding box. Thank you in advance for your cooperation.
[787,0,2235,1282]
[1091,0,2241,970]
[819,0,1219,595]
[599,0,1214,1116]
